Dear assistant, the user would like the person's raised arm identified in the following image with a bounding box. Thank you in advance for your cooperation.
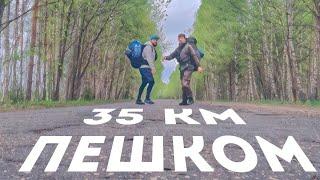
[164,48,179,61]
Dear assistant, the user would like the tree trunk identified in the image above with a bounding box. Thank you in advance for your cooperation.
[285,0,305,101]
[246,37,258,101]
[52,0,73,101]
[26,0,40,101]
[35,16,42,100]
[272,30,283,100]
[1,2,11,102]
[228,57,237,101]
[284,42,294,101]
[311,1,320,99]
[18,0,25,98]
[107,54,116,100]
[0,0,5,27]
[0,0,6,61]
[260,4,276,99]
[42,0,49,100]
[11,0,20,99]
[65,15,84,100]
[96,50,109,100]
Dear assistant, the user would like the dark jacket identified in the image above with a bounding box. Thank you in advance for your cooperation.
[165,43,201,71]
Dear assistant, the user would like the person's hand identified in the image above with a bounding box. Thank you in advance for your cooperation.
[162,56,167,62]
[197,66,204,73]
[151,68,156,75]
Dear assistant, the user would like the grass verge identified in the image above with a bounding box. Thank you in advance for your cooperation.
[254,99,320,107]
[0,99,115,112]
[214,99,320,108]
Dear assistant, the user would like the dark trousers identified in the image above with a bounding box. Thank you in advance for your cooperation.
[137,68,155,100]
[180,70,193,101]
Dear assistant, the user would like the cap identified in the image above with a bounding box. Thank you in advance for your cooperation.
[150,34,160,41]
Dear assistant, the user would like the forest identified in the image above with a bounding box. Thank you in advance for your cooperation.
[0,0,156,104]
[192,0,320,103]
[0,0,319,105]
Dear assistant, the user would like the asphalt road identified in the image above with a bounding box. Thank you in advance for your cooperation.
[0,100,319,179]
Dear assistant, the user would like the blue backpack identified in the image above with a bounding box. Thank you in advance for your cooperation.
[125,40,146,69]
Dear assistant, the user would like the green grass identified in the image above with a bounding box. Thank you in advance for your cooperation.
[255,99,320,107]
[1,98,319,112]
[214,99,320,108]
[302,100,320,107]
[0,99,115,112]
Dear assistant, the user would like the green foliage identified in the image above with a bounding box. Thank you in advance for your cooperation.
[9,90,25,104]
[304,100,320,107]
[82,88,95,101]
[116,0,165,99]
[120,0,156,41]
[194,0,245,69]
[153,64,181,99]
[254,99,320,108]
[0,99,112,112]
[191,0,320,101]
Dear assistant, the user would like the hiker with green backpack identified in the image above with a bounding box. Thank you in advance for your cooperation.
[163,34,204,106]
[125,34,160,105]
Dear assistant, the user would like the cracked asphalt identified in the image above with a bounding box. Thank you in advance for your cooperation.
[0,100,319,179]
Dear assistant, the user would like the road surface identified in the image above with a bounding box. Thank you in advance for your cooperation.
[0,100,319,179]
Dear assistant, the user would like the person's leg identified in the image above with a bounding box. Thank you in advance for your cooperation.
[137,81,148,100]
[145,69,155,104]
[182,70,194,104]
[136,69,148,104]
[179,70,188,105]
[146,80,154,100]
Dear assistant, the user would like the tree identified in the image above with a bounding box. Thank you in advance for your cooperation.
[285,0,305,101]
[1,1,10,102]
[192,0,318,102]
[26,0,40,100]
[52,0,73,101]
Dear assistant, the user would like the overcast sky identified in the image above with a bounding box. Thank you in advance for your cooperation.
[163,0,201,51]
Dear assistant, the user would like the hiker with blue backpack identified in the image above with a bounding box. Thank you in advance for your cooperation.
[163,34,204,106]
[125,34,160,105]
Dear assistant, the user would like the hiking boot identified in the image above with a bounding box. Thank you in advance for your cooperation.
[179,101,188,106]
[179,99,188,106]
[145,99,155,105]
[187,97,194,105]
[136,99,145,105]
